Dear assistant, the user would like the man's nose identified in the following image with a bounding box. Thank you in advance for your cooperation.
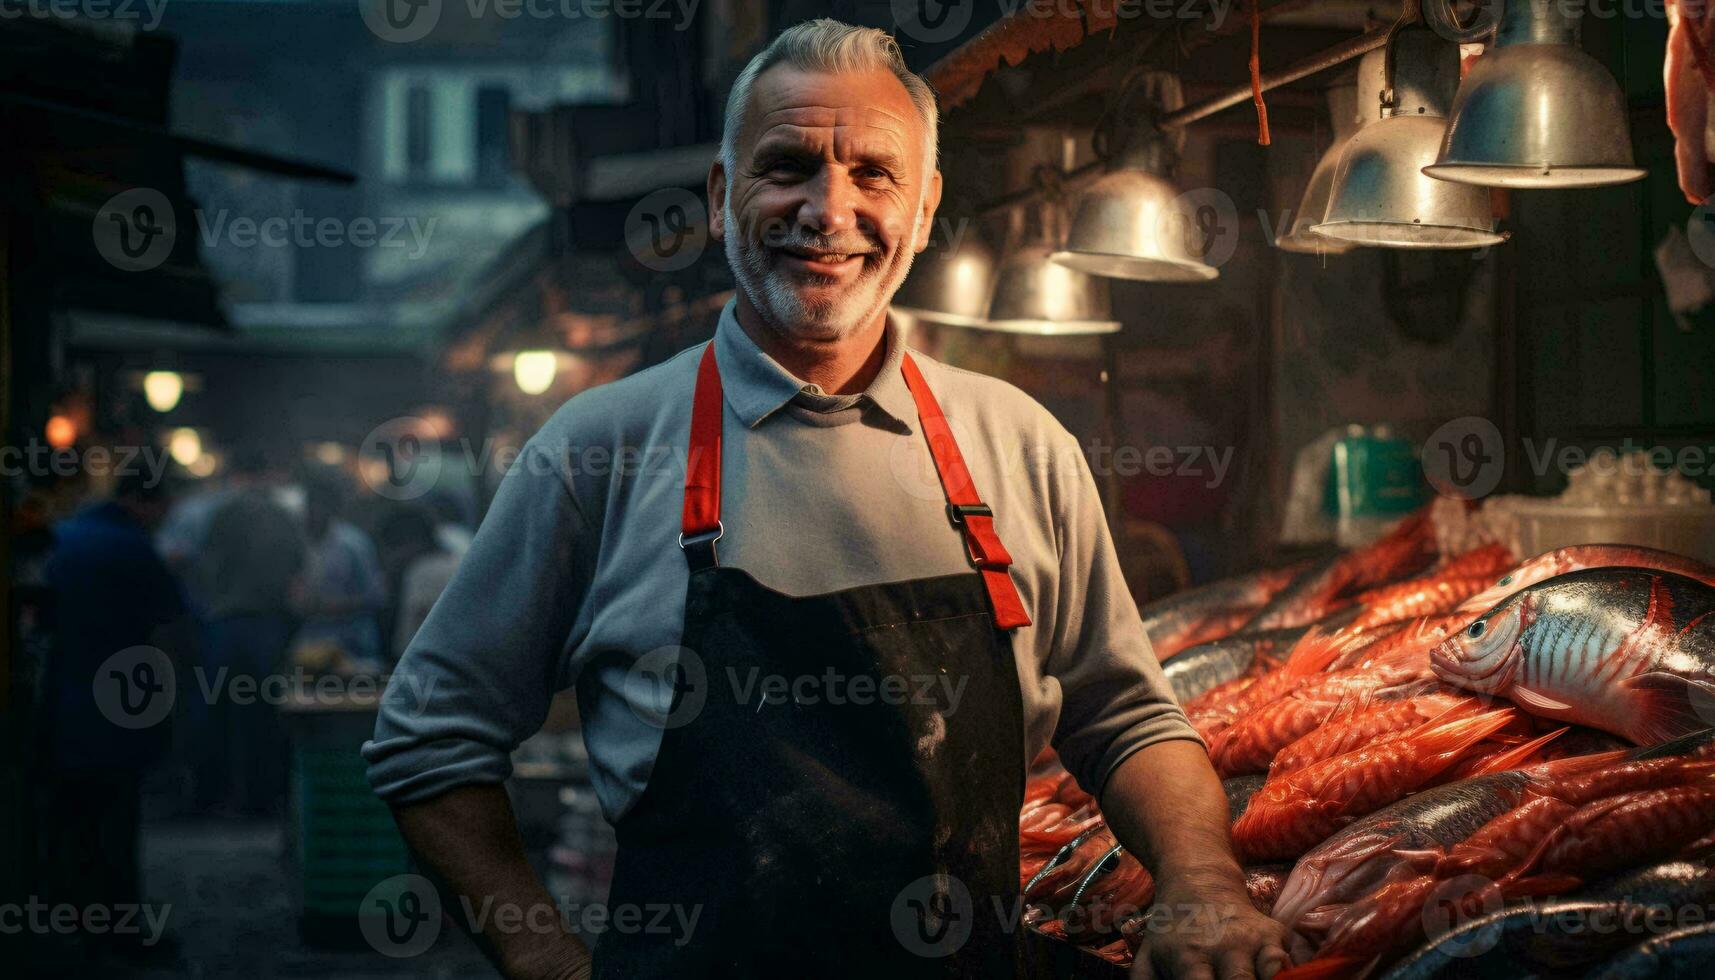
[795,170,859,237]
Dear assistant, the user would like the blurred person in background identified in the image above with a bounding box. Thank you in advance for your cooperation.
[375,503,461,661]
[291,464,387,668]
[193,446,303,816]
[38,468,191,961]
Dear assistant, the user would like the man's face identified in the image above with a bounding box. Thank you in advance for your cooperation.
[712,65,942,342]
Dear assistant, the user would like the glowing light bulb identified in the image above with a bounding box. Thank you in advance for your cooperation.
[513,350,558,395]
[143,371,184,413]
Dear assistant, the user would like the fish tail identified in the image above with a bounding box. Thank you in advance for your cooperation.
[1412,707,1518,776]
[1620,671,1715,745]
[1466,726,1569,777]
[1284,624,1362,677]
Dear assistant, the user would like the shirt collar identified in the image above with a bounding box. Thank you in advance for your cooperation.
[712,299,917,431]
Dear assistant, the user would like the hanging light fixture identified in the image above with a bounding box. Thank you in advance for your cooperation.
[1277,69,1368,255]
[988,198,1121,335]
[1051,72,1220,282]
[891,225,999,327]
[1314,23,1505,250]
[1422,0,1645,188]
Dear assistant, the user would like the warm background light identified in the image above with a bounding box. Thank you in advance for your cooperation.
[143,370,185,413]
[513,349,558,395]
[168,427,203,467]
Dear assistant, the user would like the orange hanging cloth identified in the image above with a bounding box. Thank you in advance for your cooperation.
[1250,0,1272,145]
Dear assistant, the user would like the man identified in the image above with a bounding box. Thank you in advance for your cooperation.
[194,447,303,815]
[290,464,387,666]
[366,19,1289,980]
[40,470,190,959]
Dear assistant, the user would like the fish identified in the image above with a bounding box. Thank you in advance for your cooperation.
[1574,860,1715,910]
[1067,845,1155,941]
[1377,899,1679,980]
[1189,623,1378,742]
[1347,575,1501,630]
[1583,921,1715,979]
[1208,648,1436,778]
[1270,692,1477,778]
[1225,774,1267,823]
[1288,749,1715,972]
[1162,625,1316,704]
[1245,513,1437,633]
[1024,826,1117,905]
[1232,709,1519,862]
[1140,563,1307,660]
[1270,771,1540,937]
[1327,546,1715,678]
[1431,569,1715,745]
[1272,731,1715,973]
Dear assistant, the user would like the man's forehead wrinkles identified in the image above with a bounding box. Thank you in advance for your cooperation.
[759,103,913,128]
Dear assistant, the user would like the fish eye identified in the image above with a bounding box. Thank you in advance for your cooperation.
[1467,621,1487,639]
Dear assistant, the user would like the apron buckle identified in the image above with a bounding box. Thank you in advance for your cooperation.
[946,502,993,526]
[679,521,724,571]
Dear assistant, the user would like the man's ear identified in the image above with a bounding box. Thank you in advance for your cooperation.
[707,160,727,242]
[914,168,944,254]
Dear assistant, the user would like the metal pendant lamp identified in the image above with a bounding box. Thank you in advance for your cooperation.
[1423,0,1644,188]
[988,201,1121,335]
[1314,23,1505,250]
[1277,75,1365,255]
[892,225,999,328]
[1050,72,1219,282]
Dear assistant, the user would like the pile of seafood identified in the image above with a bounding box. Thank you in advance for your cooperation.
[1019,510,1715,977]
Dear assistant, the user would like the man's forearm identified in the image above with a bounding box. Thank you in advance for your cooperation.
[391,784,592,980]
[1099,739,1247,898]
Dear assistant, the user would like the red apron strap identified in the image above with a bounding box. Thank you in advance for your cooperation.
[900,354,1032,630]
[679,342,1030,629]
[680,344,724,568]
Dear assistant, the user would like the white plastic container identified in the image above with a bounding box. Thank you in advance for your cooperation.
[1505,499,1715,567]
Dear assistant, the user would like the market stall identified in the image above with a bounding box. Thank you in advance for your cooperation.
[903,0,1715,975]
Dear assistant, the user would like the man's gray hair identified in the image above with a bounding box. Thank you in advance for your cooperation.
[719,18,939,180]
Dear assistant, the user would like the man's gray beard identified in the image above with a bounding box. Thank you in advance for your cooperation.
[723,204,920,343]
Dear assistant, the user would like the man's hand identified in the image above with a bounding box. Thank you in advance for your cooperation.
[1130,871,1290,980]
[1096,741,1292,979]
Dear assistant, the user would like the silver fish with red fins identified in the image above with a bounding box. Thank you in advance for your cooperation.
[1431,569,1715,746]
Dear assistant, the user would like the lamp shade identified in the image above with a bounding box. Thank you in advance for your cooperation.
[986,244,1121,335]
[1051,161,1220,282]
[1314,27,1505,250]
[1277,78,1364,255]
[1424,0,1645,188]
[892,227,998,327]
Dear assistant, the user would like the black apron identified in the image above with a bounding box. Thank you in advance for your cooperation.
[593,344,1030,979]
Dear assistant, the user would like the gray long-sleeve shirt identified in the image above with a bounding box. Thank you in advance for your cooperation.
[364,301,1197,822]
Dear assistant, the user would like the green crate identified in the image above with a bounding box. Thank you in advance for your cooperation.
[289,741,412,933]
